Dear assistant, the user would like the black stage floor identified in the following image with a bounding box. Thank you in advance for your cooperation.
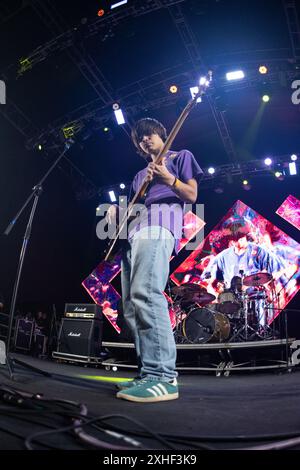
[1,353,300,453]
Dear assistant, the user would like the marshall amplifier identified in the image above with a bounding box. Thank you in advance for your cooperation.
[64,303,102,319]
[14,318,34,351]
[57,318,102,356]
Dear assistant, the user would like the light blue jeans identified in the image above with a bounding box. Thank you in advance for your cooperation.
[121,226,177,382]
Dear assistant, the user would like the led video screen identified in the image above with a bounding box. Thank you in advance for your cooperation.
[171,200,300,323]
[276,195,300,231]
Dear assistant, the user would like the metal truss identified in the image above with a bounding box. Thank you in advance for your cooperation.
[283,0,300,60]
[25,62,299,151]
[0,99,37,137]
[29,0,114,105]
[0,0,26,25]
[97,154,298,197]
[18,0,184,80]
[166,2,239,161]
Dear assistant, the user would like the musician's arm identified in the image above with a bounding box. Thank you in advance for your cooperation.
[167,176,198,204]
[148,160,198,203]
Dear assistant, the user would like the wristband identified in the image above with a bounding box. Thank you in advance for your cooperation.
[172,176,180,188]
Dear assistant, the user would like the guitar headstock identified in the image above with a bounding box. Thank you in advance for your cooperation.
[192,71,213,102]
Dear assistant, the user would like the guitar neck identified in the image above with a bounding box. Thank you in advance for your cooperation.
[131,97,197,205]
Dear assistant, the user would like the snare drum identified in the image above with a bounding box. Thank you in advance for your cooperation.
[217,291,241,316]
[182,306,230,343]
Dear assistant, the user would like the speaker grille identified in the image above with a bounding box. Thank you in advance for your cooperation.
[57,318,102,356]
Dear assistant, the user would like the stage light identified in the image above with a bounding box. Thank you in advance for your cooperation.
[37,144,42,151]
[275,171,284,180]
[18,57,32,75]
[264,157,272,166]
[114,108,125,125]
[120,183,126,189]
[291,154,298,161]
[262,94,270,102]
[242,179,248,185]
[226,70,245,81]
[169,85,178,94]
[108,190,117,203]
[207,167,215,175]
[289,162,297,175]
[97,9,105,17]
[199,76,207,85]
[62,125,75,139]
[259,65,268,74]
[189,87,202,103]
[112,103,120,110]
[111,0,128,9]
[103,127,109,132]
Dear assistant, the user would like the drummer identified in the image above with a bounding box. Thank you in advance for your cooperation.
[201,219,285,289]
[229,276,243,294]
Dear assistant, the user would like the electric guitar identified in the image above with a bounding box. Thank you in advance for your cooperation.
[104,71,212,261]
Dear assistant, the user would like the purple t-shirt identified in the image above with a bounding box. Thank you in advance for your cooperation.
[128,149,203,252]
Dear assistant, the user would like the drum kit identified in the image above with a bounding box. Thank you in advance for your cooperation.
[170,272,275,344]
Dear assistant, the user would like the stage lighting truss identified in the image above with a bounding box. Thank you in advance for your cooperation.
[96,154,298,203]
[25,60,299,151]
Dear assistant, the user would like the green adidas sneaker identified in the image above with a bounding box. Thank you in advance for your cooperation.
[116,378,178,403]
[115,378,142,390]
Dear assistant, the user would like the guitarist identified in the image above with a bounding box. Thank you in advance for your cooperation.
[107,118,203,402]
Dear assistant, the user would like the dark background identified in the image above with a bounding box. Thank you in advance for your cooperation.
[0,0,299,338]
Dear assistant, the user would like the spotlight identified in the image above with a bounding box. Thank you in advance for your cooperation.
[114,108,125,125]
[112,103,120,111]
[291,154,298,161]
[259,65,268,74]
[120,183,126,189]
[199,76,207,85]
[111,0,128,9]
[37,144,42,151]
[262,94,270,102]
[289,162,297,175]
[97,9,105,17]
[169,85,178,94]
[108,190,117,202]
[103,127,109,132]
[242,180,251,190]
[264,157,272,166]
[275,171,284,180]
[226,70,245,81]
[207,167,215,175]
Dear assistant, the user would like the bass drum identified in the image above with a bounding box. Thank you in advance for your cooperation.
[182,307,231,343]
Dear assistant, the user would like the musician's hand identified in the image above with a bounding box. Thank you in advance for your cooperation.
[147,158,175,186]
[106,204,118,224]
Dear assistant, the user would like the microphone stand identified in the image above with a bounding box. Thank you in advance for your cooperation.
[1,139,74,380]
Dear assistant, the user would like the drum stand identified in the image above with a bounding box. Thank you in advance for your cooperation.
[229,294,257,342]
[171,298,187,344]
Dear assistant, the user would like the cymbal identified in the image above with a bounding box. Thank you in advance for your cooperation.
[172,284,216,305]
[171,284,204,297]
[243,272,272,286]
[190,292,216,305]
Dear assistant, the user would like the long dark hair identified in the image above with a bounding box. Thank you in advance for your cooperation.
[131,118,167,158]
